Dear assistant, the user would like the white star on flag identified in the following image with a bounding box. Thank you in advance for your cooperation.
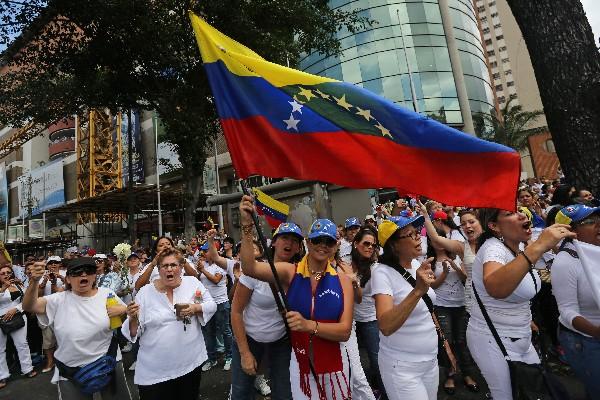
[283,114,300,131]
[289,100,303,114]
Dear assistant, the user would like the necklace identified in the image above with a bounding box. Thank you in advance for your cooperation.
[308,261,326,282]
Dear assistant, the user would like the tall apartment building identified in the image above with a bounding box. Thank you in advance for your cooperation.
[475,0,559,178]
[300,0,496,134]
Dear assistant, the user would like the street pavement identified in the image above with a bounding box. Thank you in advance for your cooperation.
[0,349,588,399]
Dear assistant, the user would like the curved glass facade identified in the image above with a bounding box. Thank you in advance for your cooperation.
[299,0,495,127]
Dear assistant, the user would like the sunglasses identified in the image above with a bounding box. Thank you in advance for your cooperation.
[68,267,97,277]
[360,241,377,249]
[310,237,337,247]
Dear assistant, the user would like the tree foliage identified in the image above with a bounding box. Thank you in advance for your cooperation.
[0,0,370,233]
[477,97,545,152]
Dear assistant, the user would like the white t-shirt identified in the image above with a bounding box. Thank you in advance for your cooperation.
[121,267,145,304]
[121,276,217,385]
[449,229,465,243]
[552,242,600,338]
[371,261,438,362]
[433,258,465,308]
[38,287,125,383]
[468,237,540,338]
[339,239,352,263]
[224,258,240,283]
[0,287,23,315]
[238,275,286,343]
[199,263,228,304]
[354,273,376,322]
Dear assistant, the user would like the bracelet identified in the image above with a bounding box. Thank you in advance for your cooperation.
[241,223,254,236]
[310,320,319,337]
[519,250,534,269]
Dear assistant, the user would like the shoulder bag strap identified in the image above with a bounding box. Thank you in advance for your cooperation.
[472,282,510,360]
[395,264,459,371]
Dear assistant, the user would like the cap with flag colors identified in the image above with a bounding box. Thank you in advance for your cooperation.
[252,188,290,228]
[555,204,600,226]
[190,13,521,211]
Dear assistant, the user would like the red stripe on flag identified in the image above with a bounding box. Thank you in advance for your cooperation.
[221,116,520,210]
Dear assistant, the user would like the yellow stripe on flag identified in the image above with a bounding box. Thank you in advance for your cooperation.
[252,188,289,216]
[189,12,337,87]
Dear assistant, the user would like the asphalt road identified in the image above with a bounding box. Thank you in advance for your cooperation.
[0,349,588,399]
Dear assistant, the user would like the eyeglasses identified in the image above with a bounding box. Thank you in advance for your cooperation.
[396,231,421,241]
[68,267,97,277]
[360,241,377,249]
[310,237,337,247]
[577,216,600,227]
[160,262,181,270]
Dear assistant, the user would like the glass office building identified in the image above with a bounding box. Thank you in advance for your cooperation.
[299,0,495,128]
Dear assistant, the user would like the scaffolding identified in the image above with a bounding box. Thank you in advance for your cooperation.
[76,110,123,223]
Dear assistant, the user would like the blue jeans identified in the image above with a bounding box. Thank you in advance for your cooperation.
[559,327,600,399]
[231,335,292,400]
[356,320,385,395]
[202,302,232,362]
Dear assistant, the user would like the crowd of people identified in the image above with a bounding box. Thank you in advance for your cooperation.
[0,176,598,400]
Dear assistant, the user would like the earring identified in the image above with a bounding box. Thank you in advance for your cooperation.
[498,235,505,243]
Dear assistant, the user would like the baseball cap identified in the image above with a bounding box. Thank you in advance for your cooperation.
[365,215,375,221]
[126,253,140,261]
[93,253,108,259]
[46,256,62,264]
[273,222,303,240]
[378,215,425,247]
[344,217,361,229]
[65,257,97,273]
[66,246,79,254]
[308,219,337,240]
[432,211,448,221]
[555,204,600,226]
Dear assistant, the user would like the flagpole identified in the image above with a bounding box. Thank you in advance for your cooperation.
[240,180,289,313]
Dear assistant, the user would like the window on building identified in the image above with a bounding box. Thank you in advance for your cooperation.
[492,72,500,79]
[487,50,495,56]
[490,61,498,68]
[481,16,487,22]
[499,46,507,52]
[489,1,496,6]
[495,84,503,91]
[483,27,490,34]
[506,81,515,87]
[494,23,502,29]
[502,58,510,64]
[498,96,506,103]
[490,12,498,17]
[496,34,504,40]
[485,38,493,45]
[543,139,556,153]
[504,69,512,75]
[478,6,486,13]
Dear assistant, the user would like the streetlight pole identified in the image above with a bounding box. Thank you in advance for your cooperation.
[127,110,136,244]
[154,112,163,236]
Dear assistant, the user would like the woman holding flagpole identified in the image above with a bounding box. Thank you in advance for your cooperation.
[239,195,354,400]
[552,204,600,399]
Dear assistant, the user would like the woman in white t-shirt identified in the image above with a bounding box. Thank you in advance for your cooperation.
[230,222,304,400]
[371,216,438,400]
[22,258,131,400]
[197,242,234,372]
[552,204,600,399]
[122,248,216,400]
[467,208,575,400]
[0,264,36,390]
[341,227,378,400]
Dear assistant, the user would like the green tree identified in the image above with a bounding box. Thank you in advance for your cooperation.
[505,0,600,191]
[477,96,545,151]
[0,0,370,237]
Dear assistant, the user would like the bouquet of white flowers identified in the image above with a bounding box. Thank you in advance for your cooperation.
[113,243,132,295]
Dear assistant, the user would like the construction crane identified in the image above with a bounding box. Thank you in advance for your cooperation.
[0,122,47,160]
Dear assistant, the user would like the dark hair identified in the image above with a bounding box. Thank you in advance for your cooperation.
[426,227,450,270]
[223,237,235,246]
[152,236,175,257]
[96,258,111,274]
[476,208,501,251]
[270,235,303,263]
[379,229,406,274]
[551,184,575,206]
[350,227,378,287]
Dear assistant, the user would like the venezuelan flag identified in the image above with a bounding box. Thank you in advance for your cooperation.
[190,13,521,210]
[253,188,289,228]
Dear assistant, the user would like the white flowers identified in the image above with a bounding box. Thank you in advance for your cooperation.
[113,243,132,263]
